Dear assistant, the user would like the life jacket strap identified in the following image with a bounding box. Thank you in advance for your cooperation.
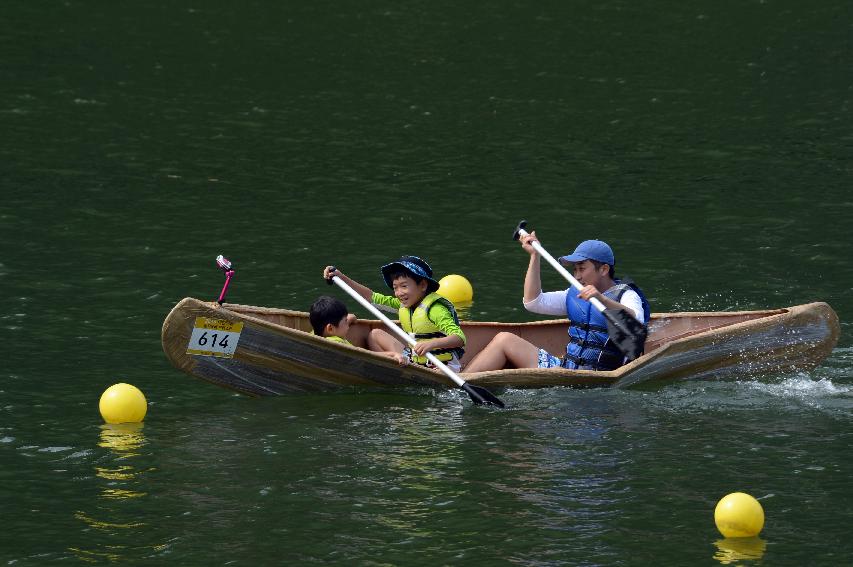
[414,332,444,340]
[562,340,624,371]
[568,320,609,334]
[404,346,463,364]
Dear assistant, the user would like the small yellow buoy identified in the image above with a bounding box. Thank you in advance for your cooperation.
[99,383,147,424]
[438,274,474,305]
[714,492,765,538]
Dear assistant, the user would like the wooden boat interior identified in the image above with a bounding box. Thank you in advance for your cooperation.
[221,303,788,365]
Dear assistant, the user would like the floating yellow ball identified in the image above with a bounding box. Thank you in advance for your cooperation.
[438,274,474,305]
[99,383,147,424]
[714,492,765,538]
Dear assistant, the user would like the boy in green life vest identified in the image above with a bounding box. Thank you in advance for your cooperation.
[309,295,409,365]
[322,256,466,372]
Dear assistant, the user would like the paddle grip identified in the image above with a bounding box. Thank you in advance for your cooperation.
[515,224,607,313]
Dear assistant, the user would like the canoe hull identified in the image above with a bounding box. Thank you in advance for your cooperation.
[466,302,839,389]
[161,299,840,397]
[162,298,459,397]
[614,301,838,388]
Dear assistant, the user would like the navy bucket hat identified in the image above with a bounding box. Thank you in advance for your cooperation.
[380,255,441,293]
[558,240,615,267]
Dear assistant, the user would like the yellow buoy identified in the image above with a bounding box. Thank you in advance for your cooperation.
[714,492,765,538]
[99,383,147,424]
[438,274,474,305]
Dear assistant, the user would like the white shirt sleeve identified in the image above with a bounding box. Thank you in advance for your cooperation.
[523,290,569,315]
[619,289,645,323]
[524,288,645,323]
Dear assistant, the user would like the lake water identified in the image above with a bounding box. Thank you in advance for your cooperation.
[2,1,851,565]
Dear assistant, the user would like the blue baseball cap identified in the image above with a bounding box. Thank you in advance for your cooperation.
[558,240,615,267]
[381,255,440,293]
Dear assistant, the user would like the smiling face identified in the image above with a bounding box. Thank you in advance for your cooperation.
[392,274,429,308]
[571,259,612,289]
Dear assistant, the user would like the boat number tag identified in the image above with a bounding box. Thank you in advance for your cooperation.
[186,317,243,358]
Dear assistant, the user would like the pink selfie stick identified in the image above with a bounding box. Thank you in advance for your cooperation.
[215,254,235,305]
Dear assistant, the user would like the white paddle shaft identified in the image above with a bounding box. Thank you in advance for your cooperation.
[517,228,607,313]
[331,276,467,388]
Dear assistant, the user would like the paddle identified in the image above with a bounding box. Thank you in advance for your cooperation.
[512,220,647,361]
[327,269,505,408]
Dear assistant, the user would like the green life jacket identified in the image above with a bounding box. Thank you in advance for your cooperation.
[398,292,465,365]
[325,335,351,345]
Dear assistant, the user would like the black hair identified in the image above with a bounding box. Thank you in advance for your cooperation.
[309,295,349,336]
[590,260,616,279]
[387,269,426,286]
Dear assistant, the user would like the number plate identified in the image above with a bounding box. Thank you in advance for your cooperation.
[186,317,244,358]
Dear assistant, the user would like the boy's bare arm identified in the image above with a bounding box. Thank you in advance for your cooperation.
[323,266,373,301]
[411,334,464,357]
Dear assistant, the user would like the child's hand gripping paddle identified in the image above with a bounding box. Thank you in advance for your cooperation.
[512,221,647,362]
[327,268,505,408]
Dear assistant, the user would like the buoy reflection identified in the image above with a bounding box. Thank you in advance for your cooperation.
[96,423,148,499]
[69,424,153,561]
[99,423,145,454]
[713,537,767,564]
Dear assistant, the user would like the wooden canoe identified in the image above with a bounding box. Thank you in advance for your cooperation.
[161,298,839,397]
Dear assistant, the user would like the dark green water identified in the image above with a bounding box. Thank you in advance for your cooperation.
[2,1,851,564]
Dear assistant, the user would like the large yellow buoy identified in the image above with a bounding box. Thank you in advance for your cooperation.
[438,274,474,305]
[714,492,765,538]
[99,383,147,424]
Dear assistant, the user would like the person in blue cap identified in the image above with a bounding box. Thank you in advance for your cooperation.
[323,256,466,371]
[464,231,650,372]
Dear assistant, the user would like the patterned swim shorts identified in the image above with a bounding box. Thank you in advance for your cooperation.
[537,348,562,369]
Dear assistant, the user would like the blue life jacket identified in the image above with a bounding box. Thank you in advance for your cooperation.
[563,280,650,371]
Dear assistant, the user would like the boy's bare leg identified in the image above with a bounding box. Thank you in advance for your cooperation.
[367,328,404,353]
[463,332,539,372]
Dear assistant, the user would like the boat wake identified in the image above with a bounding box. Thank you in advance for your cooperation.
[631,363,853,420]
[742,374,852,403]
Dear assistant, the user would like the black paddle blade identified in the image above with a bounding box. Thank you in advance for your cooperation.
[602,308,648,362]
[461,382,505,408]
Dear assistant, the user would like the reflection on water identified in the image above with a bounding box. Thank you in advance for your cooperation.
[69,424,152,562]
[99,423,146,455]
[73,510,146,530]
[67,543,123,564]
[453,301,473,321]
[365,409,467,538]
[713,537,767,564]
[97,423,148,499]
